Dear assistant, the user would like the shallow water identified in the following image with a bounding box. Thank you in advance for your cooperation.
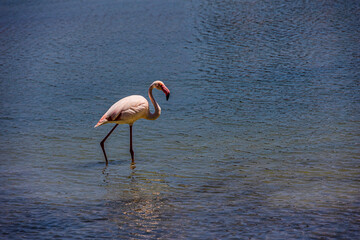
[0,0,359,239]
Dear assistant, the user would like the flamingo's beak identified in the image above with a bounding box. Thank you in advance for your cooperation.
[161,85,170,101]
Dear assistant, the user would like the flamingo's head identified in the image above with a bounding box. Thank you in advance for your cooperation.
[152,80,170,101]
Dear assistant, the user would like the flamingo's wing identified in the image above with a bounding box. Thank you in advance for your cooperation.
[95,95,148,127]
[110,95,148,122]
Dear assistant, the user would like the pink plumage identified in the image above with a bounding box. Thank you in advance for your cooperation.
[95,81,170,166]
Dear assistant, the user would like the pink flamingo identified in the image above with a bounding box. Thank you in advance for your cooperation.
[94,81,170,165]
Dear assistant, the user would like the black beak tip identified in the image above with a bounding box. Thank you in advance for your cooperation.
[166,93,170,101]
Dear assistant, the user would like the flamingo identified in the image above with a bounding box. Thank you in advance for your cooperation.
[94,80,170,166]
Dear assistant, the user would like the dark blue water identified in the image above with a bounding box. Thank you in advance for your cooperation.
[0,0,359,239]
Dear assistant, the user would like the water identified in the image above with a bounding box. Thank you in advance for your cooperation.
[0,0,359,239]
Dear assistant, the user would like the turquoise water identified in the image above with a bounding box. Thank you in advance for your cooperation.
[0,0,359,239]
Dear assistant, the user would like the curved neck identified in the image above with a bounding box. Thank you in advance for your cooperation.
[146,85,161,120]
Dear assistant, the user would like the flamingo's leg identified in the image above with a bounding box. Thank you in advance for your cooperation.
[130,125,135,164]
[100,124,118,165]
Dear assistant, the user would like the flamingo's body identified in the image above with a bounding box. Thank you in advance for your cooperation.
[95,81,170,165]
[95,95,149,127]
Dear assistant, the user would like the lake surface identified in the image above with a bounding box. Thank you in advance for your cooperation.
[0,0,359,239]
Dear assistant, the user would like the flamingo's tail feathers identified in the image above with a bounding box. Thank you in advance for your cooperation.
[94,115,108,128]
